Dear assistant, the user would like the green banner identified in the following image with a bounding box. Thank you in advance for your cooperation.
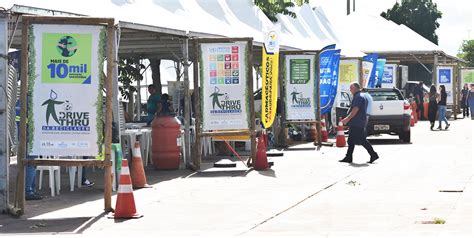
[41,33,92,84]
[290,59,310,84]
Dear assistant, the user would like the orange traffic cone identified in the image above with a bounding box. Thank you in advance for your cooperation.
[410,111,415,127]
[254,133,269,170]
[321,118,328,142]
[111,159,143,219]
[336,118,346,147]
[130,142,151,189]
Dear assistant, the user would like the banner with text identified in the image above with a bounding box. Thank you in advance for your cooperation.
[29,24,105,156]
[200,42,249,131]
[261,27,280,128]
[337,59,359,105]
[319,48,341,114]
[382,64,397,88]
[362,53,378,88]
[375,58,386,88]
[437,66,454,104]
[285,55,316,120]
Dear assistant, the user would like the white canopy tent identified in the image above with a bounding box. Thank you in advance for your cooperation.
[324,10,463,64]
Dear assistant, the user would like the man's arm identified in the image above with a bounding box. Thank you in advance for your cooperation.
[341,107,359,125]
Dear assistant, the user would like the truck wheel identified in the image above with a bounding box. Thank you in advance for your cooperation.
[399,130,411,143]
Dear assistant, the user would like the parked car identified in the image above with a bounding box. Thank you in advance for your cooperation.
[336,88,412,142]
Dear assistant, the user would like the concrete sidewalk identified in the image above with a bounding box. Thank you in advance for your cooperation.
[0,119,472,237]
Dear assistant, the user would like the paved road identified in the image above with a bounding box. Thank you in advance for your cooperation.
[0,119,472,237]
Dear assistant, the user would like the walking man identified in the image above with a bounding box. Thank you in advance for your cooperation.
[339,82,379,164]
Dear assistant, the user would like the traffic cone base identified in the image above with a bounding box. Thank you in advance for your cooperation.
[321,119,328,142]
[254,134,269,170]
[336,120,346,148]
[130,142,152,189]
[108,160,143,219]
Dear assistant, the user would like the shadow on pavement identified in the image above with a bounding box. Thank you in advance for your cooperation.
[0,216,92,234]
[368,138,411,145]
[349,163,370,168]
[257,168,276,178]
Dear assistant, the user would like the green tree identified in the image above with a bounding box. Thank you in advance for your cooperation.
[458,40,474,67]
[117,57,145,100]
[255,0,309,22]
[381,0,442,44]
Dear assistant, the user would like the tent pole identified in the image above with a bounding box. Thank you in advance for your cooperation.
[432,54,438,85]
[182,38,191,168]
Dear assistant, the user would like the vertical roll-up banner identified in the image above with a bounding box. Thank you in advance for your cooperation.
[285,55,316,120]
[382,64,397,88]
[437,66,454,104]
[200,42,250,131]
[362,53,378,88]
[261,26,280,128]
[28,24,105,156]
[375,58,386,88]
[319,45,341,114]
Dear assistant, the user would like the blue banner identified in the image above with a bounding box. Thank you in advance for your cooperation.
[363,53,378,88]
[319,46,341,114]
[375,58,386,88]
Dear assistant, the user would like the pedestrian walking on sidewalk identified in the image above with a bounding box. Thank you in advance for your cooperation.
[339,82,379,164]
[428,85,438,130]
[437,85,450,130]
[468,84,474,120]
[460,84,469,118]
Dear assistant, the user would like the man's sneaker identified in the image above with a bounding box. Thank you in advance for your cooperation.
[445,123,450,130]
[81,179,95,187]
[339,157,352,163]
[368,153,379,164]
[26,193,43,200]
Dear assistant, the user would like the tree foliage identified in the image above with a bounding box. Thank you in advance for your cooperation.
[117,58,145,99]
[381,0,442,44]
[255,0,309,22]
[458,40,474,67]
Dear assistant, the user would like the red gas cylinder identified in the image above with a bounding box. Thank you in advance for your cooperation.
[151,116,182,169]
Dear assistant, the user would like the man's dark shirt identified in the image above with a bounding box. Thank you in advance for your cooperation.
[347,91,367,128]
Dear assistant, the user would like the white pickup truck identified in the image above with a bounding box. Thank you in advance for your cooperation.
[336,88,412,142]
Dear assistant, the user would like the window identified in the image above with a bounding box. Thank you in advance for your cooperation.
[369,91,401,101]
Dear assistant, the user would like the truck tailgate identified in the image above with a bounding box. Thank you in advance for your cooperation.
[370,101,404,116]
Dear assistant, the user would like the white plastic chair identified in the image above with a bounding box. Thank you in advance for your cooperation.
[37,156,61,197]
[68,165,83,191]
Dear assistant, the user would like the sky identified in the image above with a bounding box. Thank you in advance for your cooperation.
[313,0,474,56]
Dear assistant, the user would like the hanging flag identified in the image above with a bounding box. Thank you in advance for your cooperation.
[362,53,378,88]
[319,47,341,115]
[261,26,280,128]
[375,58,386,88]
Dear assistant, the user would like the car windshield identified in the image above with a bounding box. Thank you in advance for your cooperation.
[369,91,400,101]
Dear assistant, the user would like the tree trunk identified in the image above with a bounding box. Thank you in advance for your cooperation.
[150,58,162,96]
[175,60,182,82]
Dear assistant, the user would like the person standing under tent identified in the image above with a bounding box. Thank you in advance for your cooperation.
[468,84,474,120]
[460,84,469,118]
[414,82,425,120]
[146,85,161,126]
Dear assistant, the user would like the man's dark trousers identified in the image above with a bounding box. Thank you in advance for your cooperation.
[345,126,377,159]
